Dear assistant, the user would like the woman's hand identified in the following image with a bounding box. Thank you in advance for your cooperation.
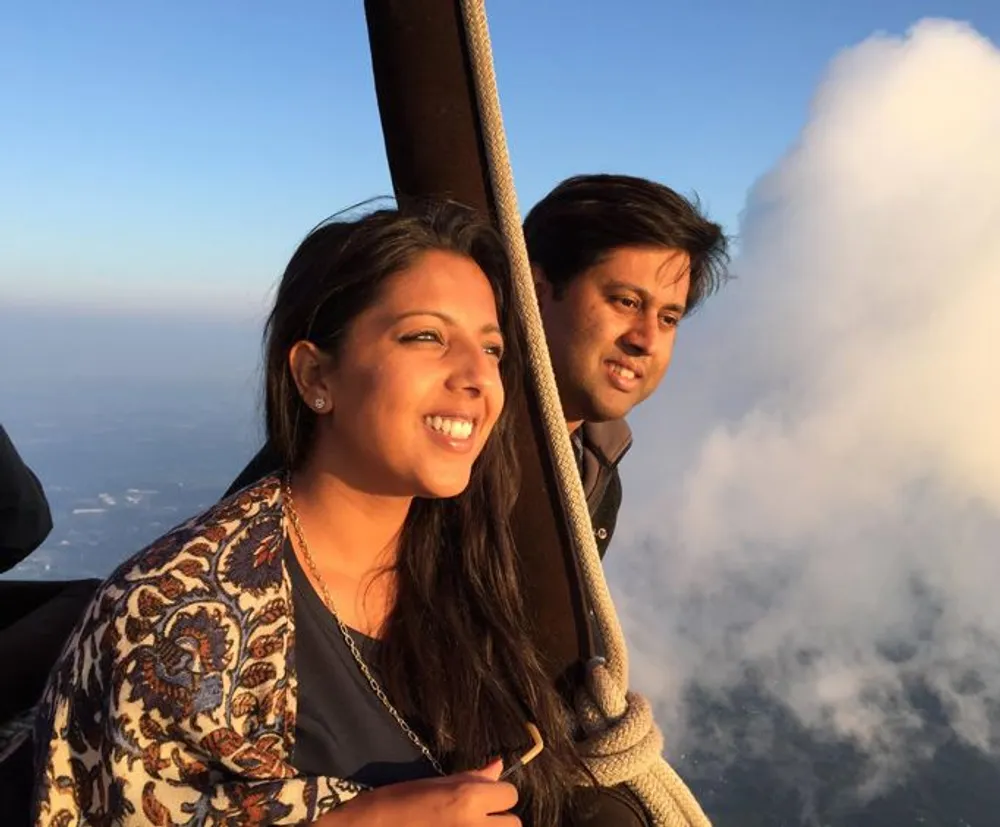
[316,759,520,826]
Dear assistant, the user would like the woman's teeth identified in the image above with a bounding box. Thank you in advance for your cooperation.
[610,363,636,380]
[425,415,474,440]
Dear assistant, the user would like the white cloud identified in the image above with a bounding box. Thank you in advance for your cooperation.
[612,18,1000,798]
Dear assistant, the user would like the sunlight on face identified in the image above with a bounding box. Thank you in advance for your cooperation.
[539,246,690,427]
[317,249,505,499]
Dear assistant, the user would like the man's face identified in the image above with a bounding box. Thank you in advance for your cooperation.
[536,246,690,428]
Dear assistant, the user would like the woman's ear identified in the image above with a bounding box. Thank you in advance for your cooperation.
[288,341,335,415]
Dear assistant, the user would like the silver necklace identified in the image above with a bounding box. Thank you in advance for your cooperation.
[282,477,445,776]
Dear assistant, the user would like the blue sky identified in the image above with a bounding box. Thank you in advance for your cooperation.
[1,0,997,314]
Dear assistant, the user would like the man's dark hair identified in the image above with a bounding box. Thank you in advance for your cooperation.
[523,173,730,312]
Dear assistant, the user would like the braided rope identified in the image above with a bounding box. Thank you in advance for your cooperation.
[457,2,712,824]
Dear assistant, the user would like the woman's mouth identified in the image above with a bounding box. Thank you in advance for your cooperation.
[423,415,475,440]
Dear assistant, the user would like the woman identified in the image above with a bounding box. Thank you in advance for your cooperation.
[31,201,586,826]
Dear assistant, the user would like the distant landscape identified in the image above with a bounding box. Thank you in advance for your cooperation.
[4,3,999,823]
[2,383,258,581]
[3,364,998,825]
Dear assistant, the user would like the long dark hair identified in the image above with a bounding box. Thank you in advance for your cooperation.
[265,199,584,825]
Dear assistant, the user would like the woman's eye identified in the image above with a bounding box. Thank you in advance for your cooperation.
[484,343,504,361]
[401,329,444,345]
[614,296,639,310]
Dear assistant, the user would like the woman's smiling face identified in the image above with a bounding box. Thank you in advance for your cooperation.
[302,248,506,500]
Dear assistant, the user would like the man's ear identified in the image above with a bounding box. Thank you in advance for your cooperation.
[532,262,553,310]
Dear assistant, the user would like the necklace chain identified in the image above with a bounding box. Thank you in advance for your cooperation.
[281,477,445,776]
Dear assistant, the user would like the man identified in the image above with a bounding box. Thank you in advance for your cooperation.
[226,174,728,561]
[524,173,728,557]
[523,175,727,826]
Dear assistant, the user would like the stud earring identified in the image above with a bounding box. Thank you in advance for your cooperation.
[313,398,326,410]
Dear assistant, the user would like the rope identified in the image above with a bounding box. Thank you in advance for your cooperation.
[457,2,712,825]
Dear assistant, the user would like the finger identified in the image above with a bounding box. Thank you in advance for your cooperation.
[481,779,519,813]
[465,757,504,781]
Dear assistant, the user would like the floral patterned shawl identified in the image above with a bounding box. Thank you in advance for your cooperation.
[32,476,362,826]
